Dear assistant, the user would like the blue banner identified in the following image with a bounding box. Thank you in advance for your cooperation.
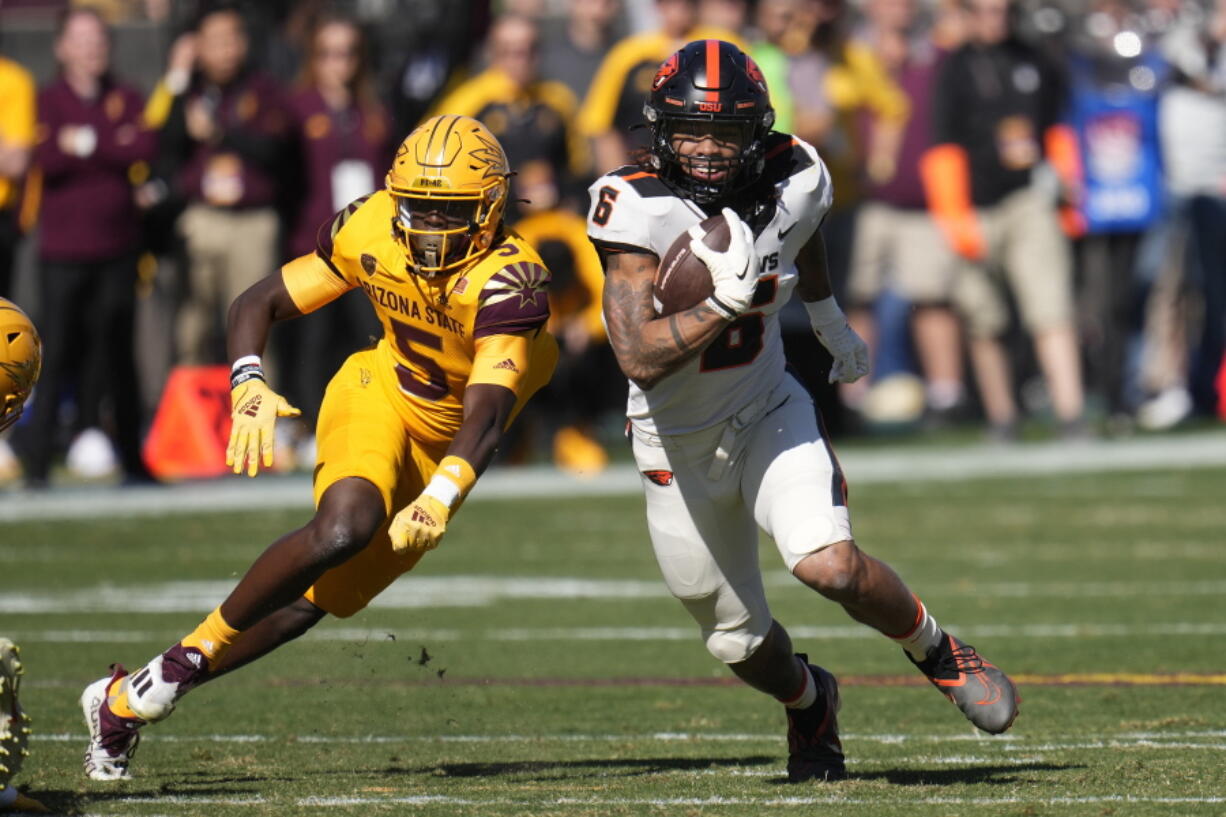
[1066,53,1166,233]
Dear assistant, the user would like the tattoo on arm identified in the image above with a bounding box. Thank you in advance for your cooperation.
[667,314,691,353]
[602,251,728,387]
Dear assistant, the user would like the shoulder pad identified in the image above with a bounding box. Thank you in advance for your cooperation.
[318,194,376,255]
[473,259,551,338]
[761,134,817,187]
[611,166,674,198]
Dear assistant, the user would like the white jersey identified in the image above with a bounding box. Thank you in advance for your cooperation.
[587,134,833,435]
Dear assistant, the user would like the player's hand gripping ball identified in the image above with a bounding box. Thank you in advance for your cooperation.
[654,208,758,318]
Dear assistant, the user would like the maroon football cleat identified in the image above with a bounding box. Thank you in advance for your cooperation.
[125,643,210,723]
[81,664,143,781]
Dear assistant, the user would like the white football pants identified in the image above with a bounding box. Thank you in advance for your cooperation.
[630,373,853,664]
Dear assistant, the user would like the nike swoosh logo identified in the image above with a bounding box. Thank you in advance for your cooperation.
[778,223,797,241]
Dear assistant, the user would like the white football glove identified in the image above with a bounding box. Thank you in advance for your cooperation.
[805,297,871,384]
[689,207,759,320]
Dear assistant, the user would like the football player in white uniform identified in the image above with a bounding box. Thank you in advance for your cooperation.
[587,40,1020,781]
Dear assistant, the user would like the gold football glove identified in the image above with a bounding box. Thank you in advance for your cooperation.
[225,379,300,477]
[389,494,451,554]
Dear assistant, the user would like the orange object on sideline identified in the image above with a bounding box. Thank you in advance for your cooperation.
[142,366,232,479]
[1217,352,1226,420]
[1045,125,1087,238]
[919,143,985,261]
[1044,124,1082,191]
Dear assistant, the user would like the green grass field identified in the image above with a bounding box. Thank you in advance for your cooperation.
[4,465,1226,816]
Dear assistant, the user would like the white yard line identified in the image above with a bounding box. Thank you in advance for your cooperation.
[77,793,1226,811]
[294,794,1226,807]
[4,574,1226,615]
[29,730,1226,746]
[10,620,1226,644]
[2,431,1224,521]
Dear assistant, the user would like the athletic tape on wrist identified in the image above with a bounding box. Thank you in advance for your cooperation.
[803,296,845,332]
[421,475,461,509]
[422,455,477,509]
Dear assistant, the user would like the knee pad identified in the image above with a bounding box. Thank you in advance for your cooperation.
[777,507,854,572]
[680,587,772,664]
[702,626,768,664]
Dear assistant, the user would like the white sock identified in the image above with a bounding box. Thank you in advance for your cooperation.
[778,656,818,710]
[890,597,943,661]
[927,381,964,411]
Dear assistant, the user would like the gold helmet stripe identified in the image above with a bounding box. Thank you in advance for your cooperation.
[419,114,464,175]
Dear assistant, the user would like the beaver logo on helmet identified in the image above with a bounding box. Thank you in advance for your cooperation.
[652,53,680,92]
[744,55,767,91]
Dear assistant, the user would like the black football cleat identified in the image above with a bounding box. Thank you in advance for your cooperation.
[785,655,846,783]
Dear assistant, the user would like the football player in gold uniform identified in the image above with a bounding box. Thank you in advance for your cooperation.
[0,299,40,433]
[80,115,558,781]
[0,302,47,812]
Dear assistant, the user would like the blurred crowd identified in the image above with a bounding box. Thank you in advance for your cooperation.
[0,0,1222,487]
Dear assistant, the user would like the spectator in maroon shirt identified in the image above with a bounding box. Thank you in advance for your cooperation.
[21,7,157,488]
[158,4,290,365]
[845,0,968,425]
[283,14,388,457]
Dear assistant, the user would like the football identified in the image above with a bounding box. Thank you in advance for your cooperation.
[652,214,730,316]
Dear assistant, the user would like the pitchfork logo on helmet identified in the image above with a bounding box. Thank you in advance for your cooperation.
[643,40,776,205]
[386,115,512,277]
[0,298,41,433]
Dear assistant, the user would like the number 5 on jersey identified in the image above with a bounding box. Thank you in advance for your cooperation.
[390,318,449,400]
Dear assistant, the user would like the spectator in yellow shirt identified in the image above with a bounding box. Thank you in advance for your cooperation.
[577,0,748,173]
[0,55,35,298]
[432,15,592,219]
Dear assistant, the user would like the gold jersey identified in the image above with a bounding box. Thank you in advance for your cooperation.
[283,190,554,445]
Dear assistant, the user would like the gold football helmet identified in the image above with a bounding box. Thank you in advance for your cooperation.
[387,114,511,277]
[0,298,41,432]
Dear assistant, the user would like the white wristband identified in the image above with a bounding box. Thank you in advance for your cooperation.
[231,355,262,372]
[422,474,461,509]
[803,296,845,330]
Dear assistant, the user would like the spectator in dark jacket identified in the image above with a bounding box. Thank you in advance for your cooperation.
[22,7,157,488]
[160,4,290,365]
[922,0,1085,438]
